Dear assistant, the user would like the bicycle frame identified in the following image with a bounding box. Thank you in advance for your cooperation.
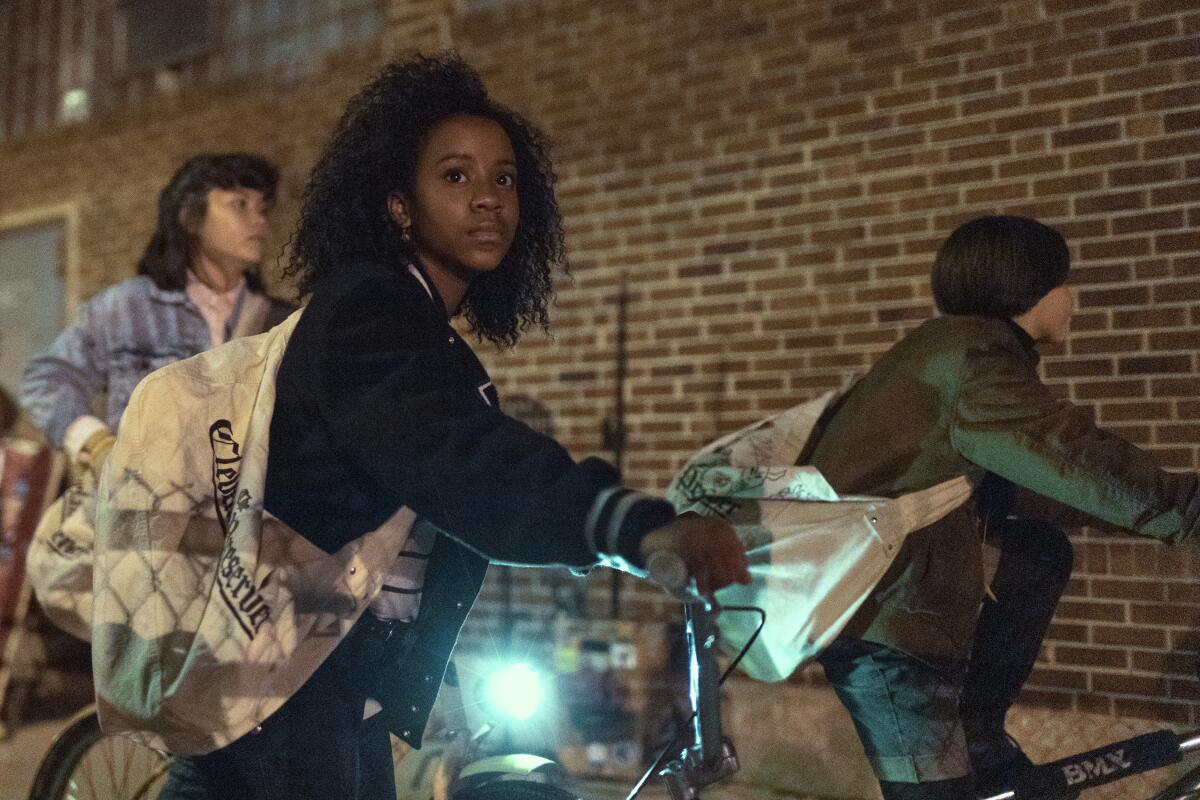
[655,598,739,800]
[978,727,1200,800]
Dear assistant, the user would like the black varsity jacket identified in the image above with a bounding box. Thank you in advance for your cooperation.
[263,258,674,745]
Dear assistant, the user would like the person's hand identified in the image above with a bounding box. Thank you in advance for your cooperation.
[79,429,117,481]
[638,514,749,597]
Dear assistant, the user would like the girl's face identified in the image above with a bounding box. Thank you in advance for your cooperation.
[1018,283,1073,344]
[1040,283,1073,344]
[390,114,519,284]
[192,186,270,276]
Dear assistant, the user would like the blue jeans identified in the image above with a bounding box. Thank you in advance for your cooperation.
[818,637,973,786]
[157,616,404,800]
[820,519,1073,800]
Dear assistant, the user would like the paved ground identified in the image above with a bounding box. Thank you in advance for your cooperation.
[1,714,68,799]
[577,778,828,799]
[3,711,831,800]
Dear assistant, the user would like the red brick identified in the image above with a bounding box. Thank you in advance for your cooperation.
[1033,172,1105,195]
[941,7,1003,35]
[1091,672,1168,696]
[1106,18,1180,46]
[1113,306,1186,327]
[1052,122,1122,148]
[1145,134,1200,160]
[1139,0,1199,16]
[961,91,1024,117]
[1113,209,1186,234]
[1046,358,1116,380]
[924,34,988,60]
[1054,645,1131,668]
[995,20,1059,46]
[1071,46,1144,76]
[1074,190,1146,214]
[1028,666,1089,690]
[1110,162,1184,186]
[1077,286,1151,307]
[1117,355,1193,375]
[1073,379,1147,399]
[1106,64,1176,94]
[1152,180,1200,205]
[929,119,992,143]
[965,47,1029,73]
[946,139,1012,162]
[1112,698,1194,724]
[1099,401,1173,421]
[1068,143,1140,168]
[1155,231,1200,254]
[1000,154,1065,178]
[996,109,1065,134]
[1148,35,1200,61]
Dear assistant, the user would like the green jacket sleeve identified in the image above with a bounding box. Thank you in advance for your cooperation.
[949,340,1200,544]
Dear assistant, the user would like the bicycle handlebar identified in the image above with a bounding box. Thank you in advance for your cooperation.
[646,550,695,598]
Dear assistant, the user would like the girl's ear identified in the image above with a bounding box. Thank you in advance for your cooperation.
[387,192,412,231]
[177,198,205,236]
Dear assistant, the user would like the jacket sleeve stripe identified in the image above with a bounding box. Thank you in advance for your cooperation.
[585,486,625,556]
[605,491,644,556]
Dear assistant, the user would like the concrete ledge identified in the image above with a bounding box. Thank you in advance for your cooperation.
[724,679,1196,799]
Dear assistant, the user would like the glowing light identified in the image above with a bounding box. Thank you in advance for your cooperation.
[59,89,90,122]
[485,662,545,721]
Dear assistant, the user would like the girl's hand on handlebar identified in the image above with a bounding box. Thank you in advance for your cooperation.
[638,515,750,597]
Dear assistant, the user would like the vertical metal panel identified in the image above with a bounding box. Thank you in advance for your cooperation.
[0,0,387,140]
[0,1,11,141]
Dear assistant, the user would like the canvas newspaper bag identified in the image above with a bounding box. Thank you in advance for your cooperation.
[665,390,973,683]
[92,309,416,755]
[27,469,96,641]
[25,292,285,645]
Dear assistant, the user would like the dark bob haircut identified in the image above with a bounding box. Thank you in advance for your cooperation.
[137,153,279,292]
[0,385,16,436]
[284,52,566,349]
[932,215,1070,318]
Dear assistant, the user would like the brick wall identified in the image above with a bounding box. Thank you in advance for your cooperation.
[2,0,1199,728]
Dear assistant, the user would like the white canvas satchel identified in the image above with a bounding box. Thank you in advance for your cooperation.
[666,390,973,683]
[93,309,415,754]
[26,471,95,641]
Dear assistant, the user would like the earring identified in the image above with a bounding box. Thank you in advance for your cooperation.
[400,226,411,243]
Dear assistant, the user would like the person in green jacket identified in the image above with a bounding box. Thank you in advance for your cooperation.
[801,215,1200,800]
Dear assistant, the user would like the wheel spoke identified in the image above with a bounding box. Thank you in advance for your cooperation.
[53,721,170,800]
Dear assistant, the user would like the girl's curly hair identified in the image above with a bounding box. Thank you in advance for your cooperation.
[286,53,566,348]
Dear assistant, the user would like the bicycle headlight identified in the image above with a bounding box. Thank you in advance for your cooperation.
[483,661,545,721]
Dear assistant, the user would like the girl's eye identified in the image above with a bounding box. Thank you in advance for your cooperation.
[446,169,466,183]
[497,173,516,187]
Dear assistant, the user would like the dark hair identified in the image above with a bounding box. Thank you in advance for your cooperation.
[0,386,16,436]
[137,153,279,291]
[285,53,566,348]
[931,215,1070,317]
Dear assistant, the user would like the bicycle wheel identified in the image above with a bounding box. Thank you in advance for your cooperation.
[455,781,582,800]
[27,709,171,800]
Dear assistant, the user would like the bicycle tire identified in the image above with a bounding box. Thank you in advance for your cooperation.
[28,710,170,800]
[454,779,582,800]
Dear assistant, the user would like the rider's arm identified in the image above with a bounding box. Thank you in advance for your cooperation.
[20,298,110,449]
[950,340,1200,543]
[291,272,675,569]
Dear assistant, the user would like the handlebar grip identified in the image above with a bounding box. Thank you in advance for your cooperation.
[646,550,697,600]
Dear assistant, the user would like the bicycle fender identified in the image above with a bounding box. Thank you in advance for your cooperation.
[459,754,561,780]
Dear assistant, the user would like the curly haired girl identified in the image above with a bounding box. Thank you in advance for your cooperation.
[156,53,748,800]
